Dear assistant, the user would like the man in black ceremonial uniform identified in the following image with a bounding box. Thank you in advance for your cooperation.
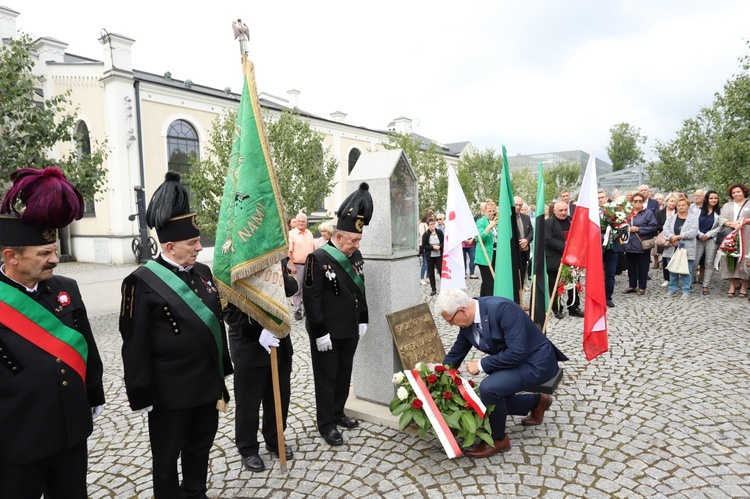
[304,183,373,446]
[119,172,232,498]
[0,167,105,498]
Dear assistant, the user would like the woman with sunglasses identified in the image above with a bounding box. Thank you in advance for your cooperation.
[622,193,657,295]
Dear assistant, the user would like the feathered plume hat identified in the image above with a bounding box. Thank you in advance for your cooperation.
[336,182,373,234]
[146,171,200,242]
[0,167,84,246]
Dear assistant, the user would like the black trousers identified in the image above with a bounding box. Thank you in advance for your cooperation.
[626,252,651,290]
[426,255,442,291]
[229,339,292,457]
[309,336,358,433]
[148,402,218,499]
[0,439,88,499]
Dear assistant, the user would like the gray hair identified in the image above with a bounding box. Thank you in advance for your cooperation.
[434,288,474,315]
[318,221,334,234]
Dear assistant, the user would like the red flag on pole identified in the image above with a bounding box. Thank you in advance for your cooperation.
[561,152,608,360]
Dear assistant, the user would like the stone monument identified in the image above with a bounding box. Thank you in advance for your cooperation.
[344,149,420,427]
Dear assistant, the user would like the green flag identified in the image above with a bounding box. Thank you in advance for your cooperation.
[493,145,521,301]
[213,56,291,336]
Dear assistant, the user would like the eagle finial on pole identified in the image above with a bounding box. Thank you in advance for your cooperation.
[232,18,249,55]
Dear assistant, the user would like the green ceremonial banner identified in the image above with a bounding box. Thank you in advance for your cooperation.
[531,161,549,326]
[493,145,521,302]
[212,56,291,336]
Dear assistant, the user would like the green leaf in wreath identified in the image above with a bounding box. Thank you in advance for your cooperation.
[461,411,477,433]
[399,410,414,431]
[392,402,412,416]
[412,408,427,428]
[477,431,495,446]
[462,433,476,448]
[418,425,428,438]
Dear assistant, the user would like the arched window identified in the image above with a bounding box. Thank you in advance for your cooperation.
[348,148,361,174]
[75,121,95,214]
[166,119,200,196]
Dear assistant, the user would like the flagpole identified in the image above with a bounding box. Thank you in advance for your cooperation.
[270,346,287,473]
[232,22,288,472]
[542,264,565,334]
[475,234,495,278]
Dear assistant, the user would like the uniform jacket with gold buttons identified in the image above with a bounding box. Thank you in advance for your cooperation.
[119,257,232,411]
[0,273,105,467]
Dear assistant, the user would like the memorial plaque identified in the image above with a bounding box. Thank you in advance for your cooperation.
[386,303,446,370]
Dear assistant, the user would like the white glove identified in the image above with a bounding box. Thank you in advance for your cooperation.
[91,405,104,420]
[259,328,280,354]
[316,334,333,352]
[358,323,368,339]
[137,405,153,414]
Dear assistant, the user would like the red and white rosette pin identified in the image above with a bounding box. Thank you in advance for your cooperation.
[57,292,71,307]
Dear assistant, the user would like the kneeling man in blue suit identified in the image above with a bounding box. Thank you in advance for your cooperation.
[435,288,568,457]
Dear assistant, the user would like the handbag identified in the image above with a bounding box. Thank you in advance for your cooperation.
[666,247,690,275]
[654,232,670,248]
[640,236,655,251]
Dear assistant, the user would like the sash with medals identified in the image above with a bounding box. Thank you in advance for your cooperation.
[320,244,365,296]
[0,280,88,382]
[139,261,228,411]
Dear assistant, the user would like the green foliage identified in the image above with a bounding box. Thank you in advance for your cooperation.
[390,362,495,449]
[545,162,581,201]
[384,133,447,214]
[266,108,338,217]
[510,168,536,205]
[648,41,750,192]
[0,33,108,200]
[456,148,501,210]
[186,109,237,239]
[607,122,647,172]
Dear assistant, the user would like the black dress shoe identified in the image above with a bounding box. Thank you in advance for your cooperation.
[243,454,265,472]
[554,310,564,319]
[337,416,359,428]
[294,310,303,321]
[606,299,615,308]
[265,443,294,460]
[568,308,584,317]
[321,428,344,446]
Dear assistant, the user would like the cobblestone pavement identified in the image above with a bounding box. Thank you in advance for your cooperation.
[55,262,750,498]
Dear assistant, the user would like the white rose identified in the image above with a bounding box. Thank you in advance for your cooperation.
[392,372,405,384]
[414,361,425,370]
[397,386,409,400]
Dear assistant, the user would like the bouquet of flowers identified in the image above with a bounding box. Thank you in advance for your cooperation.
[600,196,632,248]
[390,362,495,448]
[556,264,583,308]
[719,228,743,273]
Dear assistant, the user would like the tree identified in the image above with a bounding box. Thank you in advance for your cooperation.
[456,148,502,210]
[545,162,581,201]
[188,107,338,239]
[607,123,647,172]
[186,109,236,239]
[384,133,447,214]
[266,108,338,219]
[0,34,108,200]
[510,168,536,206]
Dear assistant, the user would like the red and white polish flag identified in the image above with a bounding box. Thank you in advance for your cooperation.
[440,166,479,290]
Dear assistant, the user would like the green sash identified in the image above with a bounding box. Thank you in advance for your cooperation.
[143,261,224,375]
[320,244,365,295]
[0,280,88,381]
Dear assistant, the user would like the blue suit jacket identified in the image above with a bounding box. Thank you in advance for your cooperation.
[443,297,567,389]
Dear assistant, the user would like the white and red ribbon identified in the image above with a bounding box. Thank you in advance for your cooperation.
[446,368,486,418]
[405,370,463,459]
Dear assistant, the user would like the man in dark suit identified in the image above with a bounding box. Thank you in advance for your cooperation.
[545,201,583,319]
[560,189,576,218]
[436,288,567,457]
[120,173,232,498]
[304,183,372,446]
[514,196,534,296]
[223,264,297,472]
[0,167,105,498]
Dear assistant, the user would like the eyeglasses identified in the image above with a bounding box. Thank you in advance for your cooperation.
[448,308,462,325]
[632,200,643,203]
[437,218,444,221]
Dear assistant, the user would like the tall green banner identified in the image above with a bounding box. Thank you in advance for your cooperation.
[213,56,291,336]
[493,145,521,302]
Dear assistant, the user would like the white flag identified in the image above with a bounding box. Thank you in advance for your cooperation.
[440,166,479,289]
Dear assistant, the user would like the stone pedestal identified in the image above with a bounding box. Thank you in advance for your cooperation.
[343,150,420,421]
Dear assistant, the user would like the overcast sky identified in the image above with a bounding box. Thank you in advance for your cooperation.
[15,0,750,163]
